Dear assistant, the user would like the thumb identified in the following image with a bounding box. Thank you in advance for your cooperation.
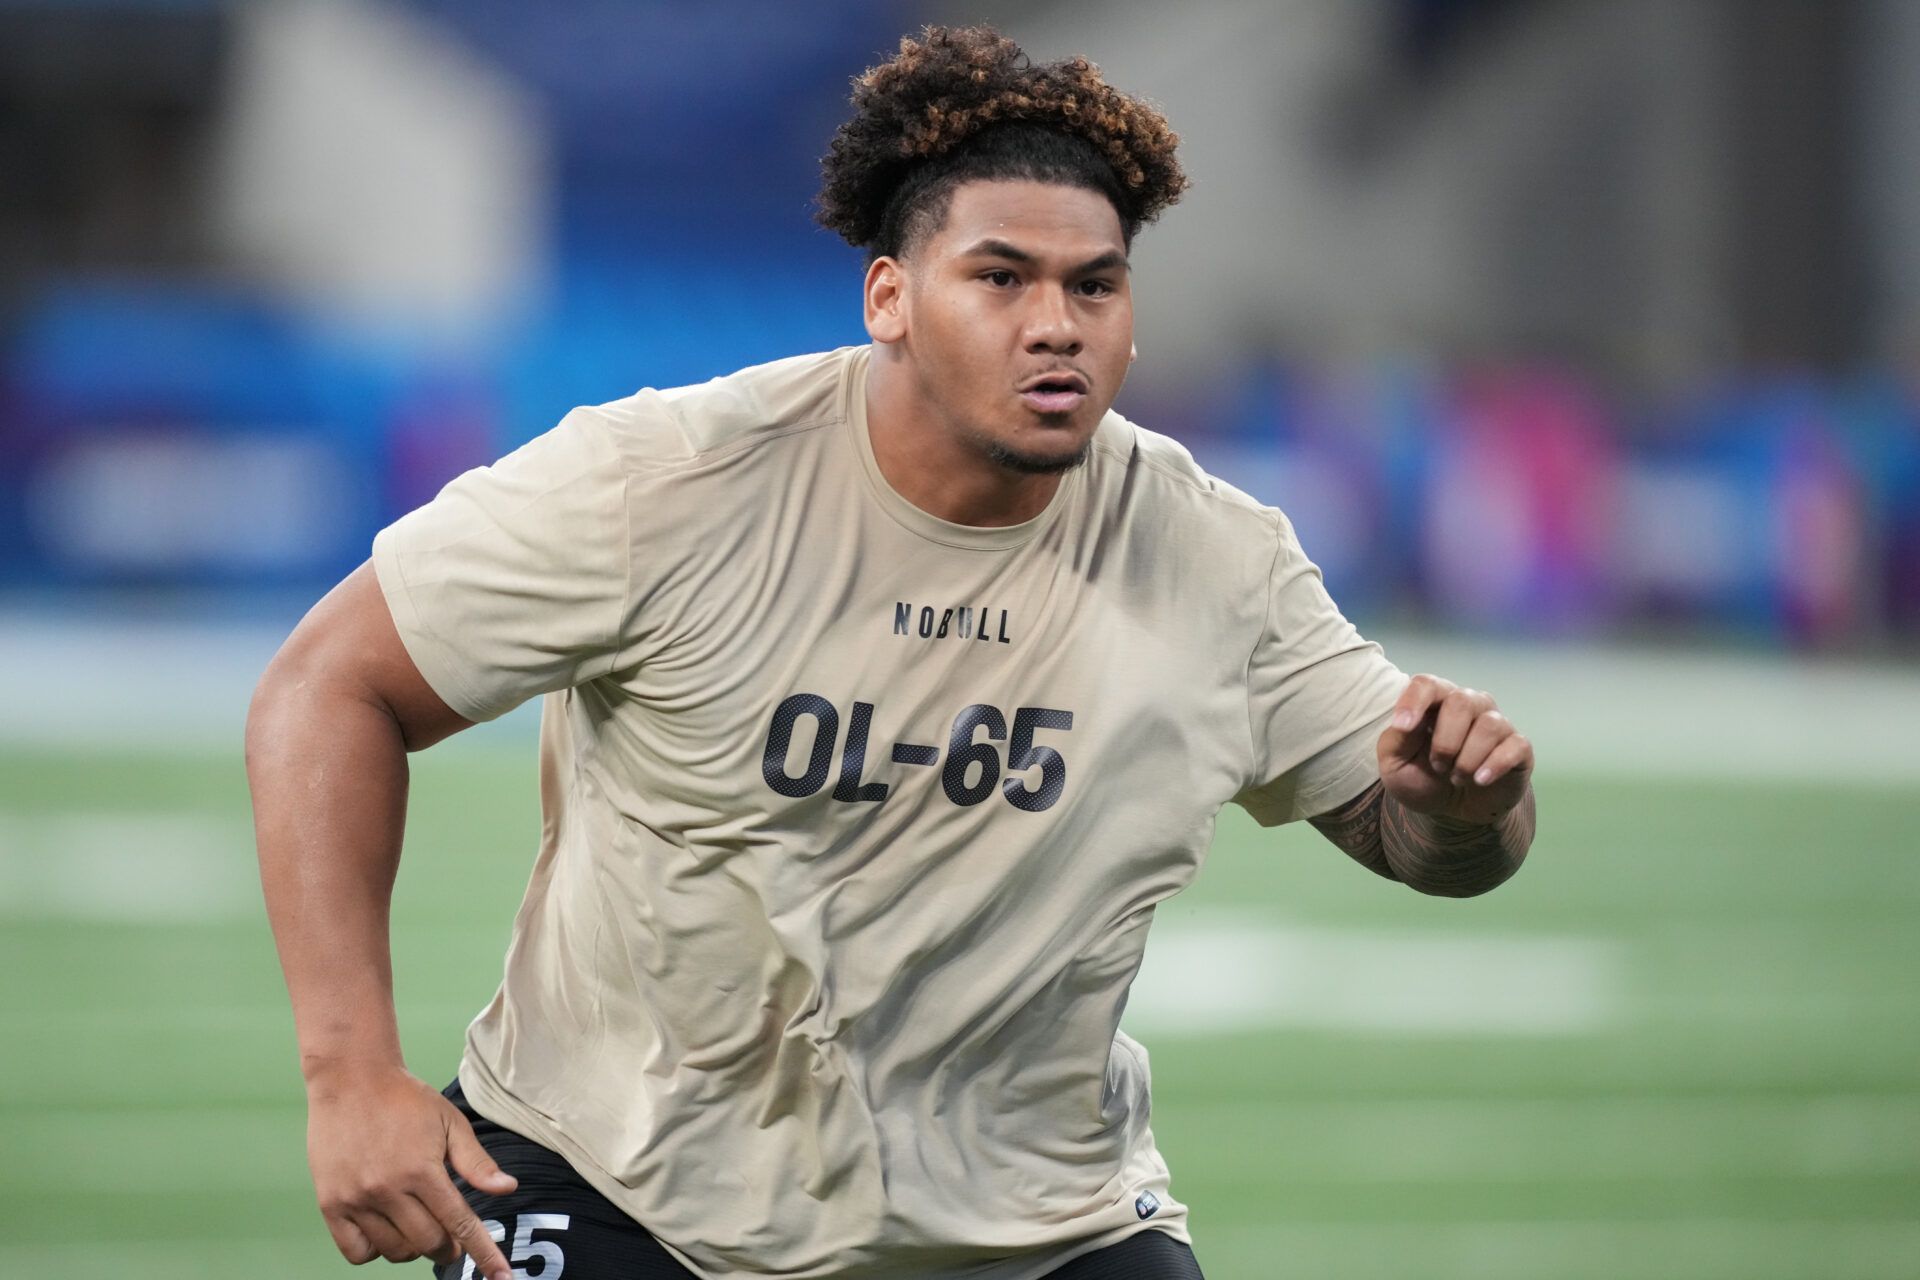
[446,1115,518,1195]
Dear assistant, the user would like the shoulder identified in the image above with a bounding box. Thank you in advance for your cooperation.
[578,346,860,472]
[1088,410,1282,540]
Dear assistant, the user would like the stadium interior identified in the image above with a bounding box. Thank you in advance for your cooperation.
[1,2,1915,1277]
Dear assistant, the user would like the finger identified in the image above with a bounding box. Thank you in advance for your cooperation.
[384,1191,455,1267]
[1387,673,1453,731]
[421,1175,513,1280]
[446,1111,518,1196]
[322,1211,376,1265]
[1428,688,1489,774]
[1471,733,1533,788]
[354,1208,419,1263]
[1379,674,1453,763]
[1451,710,1514,783]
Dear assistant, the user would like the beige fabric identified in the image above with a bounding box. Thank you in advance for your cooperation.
[372,344,1405,1279]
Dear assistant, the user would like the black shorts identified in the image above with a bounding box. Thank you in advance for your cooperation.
[434,1081,1205,1279]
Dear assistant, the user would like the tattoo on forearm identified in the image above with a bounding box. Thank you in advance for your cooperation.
[1311,781,1536,898]
[1308,782,1394,881]
[1382,789,1535,897]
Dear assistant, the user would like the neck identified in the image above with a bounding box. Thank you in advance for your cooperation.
[864,344,1064,527]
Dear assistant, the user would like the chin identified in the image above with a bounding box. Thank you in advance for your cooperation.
[984,436,1092,476]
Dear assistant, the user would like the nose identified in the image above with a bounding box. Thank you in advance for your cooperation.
[1022,283,1082,356]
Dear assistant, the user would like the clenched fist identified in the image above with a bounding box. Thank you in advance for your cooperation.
[1378,673,1533,826]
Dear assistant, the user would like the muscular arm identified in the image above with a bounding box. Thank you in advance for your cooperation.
[246,562,471,1081]
[245,562,515,1279]
[1310,779,1535,897]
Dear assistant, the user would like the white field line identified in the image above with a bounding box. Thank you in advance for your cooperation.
[0,813,1625,1041]
[3,612,1918,783]
[1126,916,1624,1035]
[1373,631,1920,786]
[0,813,258,921]
[0,611,534,752]
[0,614,287,751]
[0,804,1624,1036]
[1201,1220,1920,1280]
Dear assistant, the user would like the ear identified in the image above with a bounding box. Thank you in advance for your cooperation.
[864,256,908,344]
[1129,342,1138,363]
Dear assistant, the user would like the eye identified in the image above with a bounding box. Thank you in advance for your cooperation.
[1077,278,1116,298]
[982,269,1018,288]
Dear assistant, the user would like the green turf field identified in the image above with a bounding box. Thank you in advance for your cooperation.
[2,741,1915,1278]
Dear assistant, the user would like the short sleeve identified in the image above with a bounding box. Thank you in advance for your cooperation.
[1233,512,1406,826]
[371,407,630,723]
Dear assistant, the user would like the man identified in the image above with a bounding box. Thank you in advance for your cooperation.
[247,25,1535,1280]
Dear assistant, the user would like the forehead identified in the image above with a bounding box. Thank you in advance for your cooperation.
[926,179,1125,260]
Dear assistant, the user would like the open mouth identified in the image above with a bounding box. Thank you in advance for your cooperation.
[1020,378,1087,414]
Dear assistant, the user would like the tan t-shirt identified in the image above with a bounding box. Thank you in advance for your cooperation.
[373,344,1404,1279]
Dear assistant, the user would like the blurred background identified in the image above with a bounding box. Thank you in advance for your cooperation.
[1,1,1915,1277]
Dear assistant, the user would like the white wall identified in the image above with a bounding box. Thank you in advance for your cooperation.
[211,0,548,344]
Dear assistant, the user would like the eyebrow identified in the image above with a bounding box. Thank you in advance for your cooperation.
[958,238,1130,275]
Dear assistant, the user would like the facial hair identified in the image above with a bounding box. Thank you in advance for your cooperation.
[982,436,1093,475]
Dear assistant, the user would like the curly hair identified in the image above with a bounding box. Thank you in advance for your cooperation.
[817,25,1188,262]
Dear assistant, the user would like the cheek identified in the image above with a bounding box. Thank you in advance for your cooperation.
[1100,310,1136,373]
[915,314,990,406]
[930,309,1003,380]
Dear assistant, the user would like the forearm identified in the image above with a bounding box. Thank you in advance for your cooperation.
[1311,780,1535,897]
[246,661,413,1085]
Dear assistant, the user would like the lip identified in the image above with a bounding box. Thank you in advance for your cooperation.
[1017,370,1090,415]
[1020,387,1087,415]
[1018,371,1090,395]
